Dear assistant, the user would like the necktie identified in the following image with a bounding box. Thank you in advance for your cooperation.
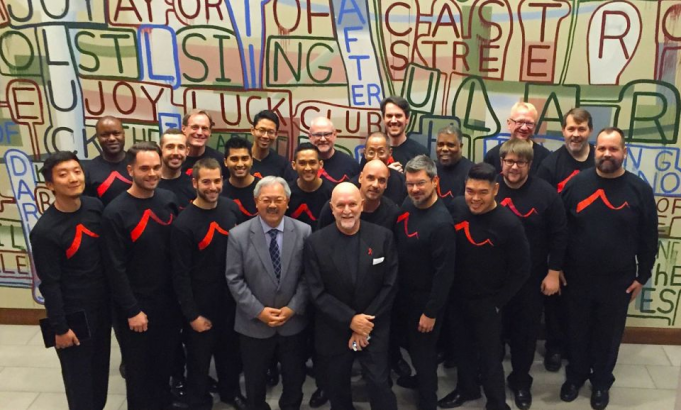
[268,229,281,281]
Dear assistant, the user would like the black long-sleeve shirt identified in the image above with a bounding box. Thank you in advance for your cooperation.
[221,178,259,220]
[30,197,108,334]
[536,144,595,192]
[394,199,456,318]
[101,189,179,317]
[252,149,296,181]
[318,196,400,231]
[484,141,550,175]
[170,198,239,322]
[286,180,334,231]
[437,157,473,203]
[560,169,658,285]
[83,156,131,206]
[319,150,360,185]
[158,173,196,210]
[392,138,429,165]
[448,197,531,308]
[182,146,226,176]
[496,175,567,274]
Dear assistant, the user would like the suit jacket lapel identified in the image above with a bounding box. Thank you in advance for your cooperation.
[279,217,297,284]
[249,219,279,286]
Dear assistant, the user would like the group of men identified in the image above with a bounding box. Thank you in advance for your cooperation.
[30,96,657,410]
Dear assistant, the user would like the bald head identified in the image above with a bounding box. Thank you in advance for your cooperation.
[95,116,125,159]
[359,159,390,202]
[331,182,363,235]
[309,117,337,158]
[364,132,392,164]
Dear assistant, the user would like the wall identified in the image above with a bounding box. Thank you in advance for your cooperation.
[0,0,679,328]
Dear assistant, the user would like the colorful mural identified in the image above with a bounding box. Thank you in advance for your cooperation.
[0,0,679,328]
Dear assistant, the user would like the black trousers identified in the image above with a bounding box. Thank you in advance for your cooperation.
[318,343,397,410]
[565,278,631,390]
[400,306,443,410]
[240,332,307,410]
[56,305,111,410]
[544,291,568,355]
[503,274,544,390]
[118,302,182,410]
[453,298,509,410]
[185,309,242,407]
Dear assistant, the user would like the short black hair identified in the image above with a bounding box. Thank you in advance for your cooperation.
[41,151,80,183]
[466,162,497,183]
[293,142,320,161]
[253,110,280,130]
[126,142,162,165]
[224,136,252,158]
[380,95,410,118]
[192,158,222,180]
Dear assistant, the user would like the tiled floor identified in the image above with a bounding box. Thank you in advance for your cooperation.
[0,324,679,410]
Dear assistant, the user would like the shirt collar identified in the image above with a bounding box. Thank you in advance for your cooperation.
[258,215,285,234]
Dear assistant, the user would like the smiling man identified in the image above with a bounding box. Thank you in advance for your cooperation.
[285,143,333,231]
[440,163,530,410]
[250,110,296,180]
[31,152,111,410]
[484,102,551,175]
[309,116,360,185]
[101,142,181,410]
[158,128,195,209]
[221,136,259,221]
[380,96,429,170]
[83,116,132,206]
[435,125,473,203]
[559,128,658,410]
[181,109,225,176]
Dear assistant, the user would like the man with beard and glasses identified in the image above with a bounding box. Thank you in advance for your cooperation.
[393,155,456,410]
[250,110,297,181]
[286,143,334,231]
[356,132,407,205]
[226,177,311,410]
[309,117,360,185]
[181,109,225,176]
[83,116,131,206]
[31,152,111,410]
[495,139,568,410]
[159,128,195,210]
[536,107,596,372]
[171,158,246,410]
[102,142,182,410]
[305,183,399,410]
[558,128,657,410]
[435,125,473,204]
[440,163,530,410]
[222,137,259,221]
[380,96,429,170]
[484,102,550,175]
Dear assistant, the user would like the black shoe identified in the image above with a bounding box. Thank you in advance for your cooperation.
[437,350,446,364]
[208,376,218,394]
[396,375,418,390]
[443,358,457,369]
[437,389,481,408]
[222,393,248,410]
[544,351,562,372]
[266,366,279,387]
[591,389,609,410]
[309,388,329,408]
[171,377,186,398]
[513,388,532,410]
[392,358,412,377]
[119,362,126,379]
[560,382,580,402]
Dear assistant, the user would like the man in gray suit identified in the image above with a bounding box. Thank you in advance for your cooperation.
[226,176,312,410]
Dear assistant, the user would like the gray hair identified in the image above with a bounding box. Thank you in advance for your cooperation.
[437,125,462,141]
[254,176,291,199]
[405,154,437,179]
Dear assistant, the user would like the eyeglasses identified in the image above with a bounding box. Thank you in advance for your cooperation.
[254,127,277,137]
[258,197,286,205]
[406,180,431,189]
[310,132,334,139]
[509,119,536,129]
[502,159,529,168]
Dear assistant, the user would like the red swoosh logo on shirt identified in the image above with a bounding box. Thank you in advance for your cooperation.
[557,170,580,193]
[253,172,264,179]
[185,168,193,176]
[318,168,349,183]
[436,180,454,198]
[499,197,537,218]
[66,224,99,259]
[198,221,229,250]
[396,212,419,239]
[576,189,629,213]
[291,203,316,221]
[233,199,258,217]
[130,210,174,242]
[96,171,132,197]
[455,221,494,246]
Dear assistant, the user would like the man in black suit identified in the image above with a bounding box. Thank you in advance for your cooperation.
[305,183,399,410]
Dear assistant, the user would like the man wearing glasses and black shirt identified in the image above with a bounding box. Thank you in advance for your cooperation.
[309,116,360,185]
[484,102,550,175]
[250,110,296,181]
